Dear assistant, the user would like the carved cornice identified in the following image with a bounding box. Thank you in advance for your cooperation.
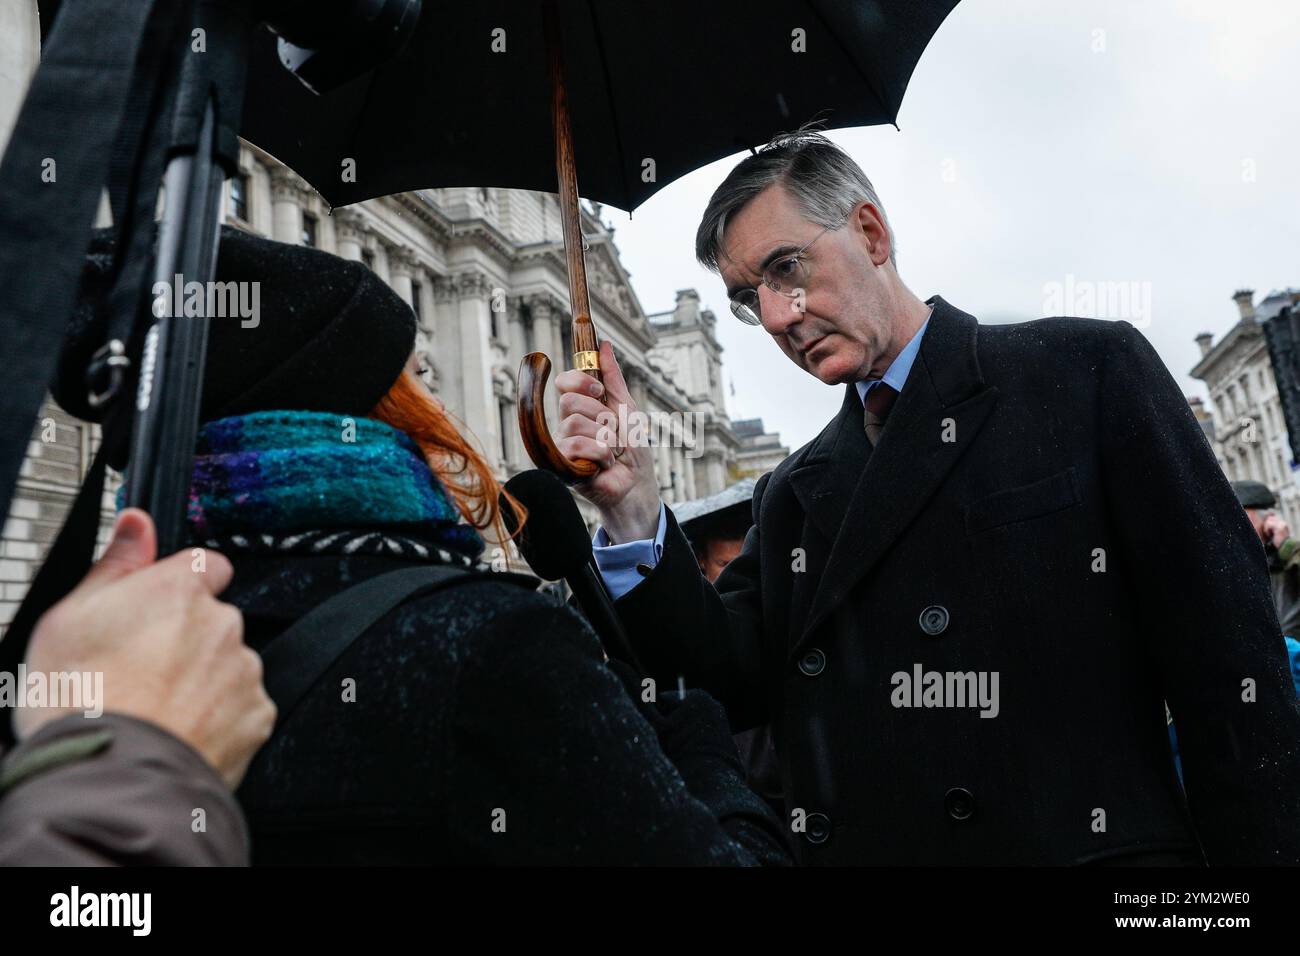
[388,245,419,277]
[458,270,495,301]
[521,291,566,319]
[269,167,310,203]
[446,218,515,266]
[433,268,495,303]
[394,191,454,243]
[332,208,368,244]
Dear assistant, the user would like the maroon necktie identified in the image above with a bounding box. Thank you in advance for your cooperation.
[863,383,898,448]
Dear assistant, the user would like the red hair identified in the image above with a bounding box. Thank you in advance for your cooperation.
[370,370,527,550]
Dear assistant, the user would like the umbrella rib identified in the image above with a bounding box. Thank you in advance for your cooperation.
[803,0,897,127]
[338,65,384,207]
[585,0,634,212]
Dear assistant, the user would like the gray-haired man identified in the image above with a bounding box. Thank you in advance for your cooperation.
[554,130,1300,865]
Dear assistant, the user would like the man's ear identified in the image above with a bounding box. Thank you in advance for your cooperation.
[854,201,891,267]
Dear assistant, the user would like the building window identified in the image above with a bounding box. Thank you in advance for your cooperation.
[361,248,375,270]
[301,213,317,247]
[498,398,513,466]
[411,280,423,322]
[229,173,249,222]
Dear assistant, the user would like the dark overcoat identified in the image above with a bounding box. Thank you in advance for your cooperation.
[226,549,790,865]
[615,296,1300,865]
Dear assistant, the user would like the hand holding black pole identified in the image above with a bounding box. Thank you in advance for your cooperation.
[502,469,645,675]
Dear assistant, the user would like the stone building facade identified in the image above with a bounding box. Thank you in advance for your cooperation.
[1191,288,1300,527]
[0,3,793,628]
[731,418,792,478]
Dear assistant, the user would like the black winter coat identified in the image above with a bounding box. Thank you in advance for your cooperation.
[226,548,792,865]
[613,296,1300,865]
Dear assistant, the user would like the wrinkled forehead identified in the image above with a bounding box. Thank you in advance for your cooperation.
[718,187,818,287]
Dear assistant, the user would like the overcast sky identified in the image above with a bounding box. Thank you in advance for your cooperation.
[604,0,1300,452]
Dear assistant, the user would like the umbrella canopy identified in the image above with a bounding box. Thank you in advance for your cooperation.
[33,0,957,482]
[239,0,958,481]
[239,0,959,212]
[674,477,759,528]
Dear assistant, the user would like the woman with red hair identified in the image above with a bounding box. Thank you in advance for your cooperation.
[54,226,790,866]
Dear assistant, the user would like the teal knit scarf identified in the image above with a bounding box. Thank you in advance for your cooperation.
[177,410,485,560]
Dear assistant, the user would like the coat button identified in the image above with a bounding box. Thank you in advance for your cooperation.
[804,812,832,844]
[798,648,826,677]
[919,605,949,636]
[945,787,976,821]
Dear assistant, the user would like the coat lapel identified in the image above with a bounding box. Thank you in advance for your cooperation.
[788,297,1000,659]
[788,382,873,545]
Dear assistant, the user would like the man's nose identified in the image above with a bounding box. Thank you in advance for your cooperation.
[757,284,802,336]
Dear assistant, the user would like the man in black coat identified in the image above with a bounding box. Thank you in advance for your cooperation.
[554,129,1300,865]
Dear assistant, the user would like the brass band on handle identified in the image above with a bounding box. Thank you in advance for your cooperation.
[574,349,600,371]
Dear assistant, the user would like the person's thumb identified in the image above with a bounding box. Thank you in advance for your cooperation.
[599,339,635,409]
[79,508,158,594]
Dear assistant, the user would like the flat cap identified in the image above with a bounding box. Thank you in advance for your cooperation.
[1231,480,1276,509]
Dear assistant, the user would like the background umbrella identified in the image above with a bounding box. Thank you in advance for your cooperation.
[238,0,959,481]
[674,477,759,530]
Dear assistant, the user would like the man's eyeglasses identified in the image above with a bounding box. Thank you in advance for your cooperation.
[728,218,841,327]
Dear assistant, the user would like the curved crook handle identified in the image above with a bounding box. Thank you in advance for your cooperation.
[517,351,601,483]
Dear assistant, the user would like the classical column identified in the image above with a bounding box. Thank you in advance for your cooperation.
[371,243,391,284]
[655,433,671,501]
[494,372,519,473]
[269,168,303,244]
[388,246,417,306]
[529,296,563,429]
[333,209,366,261]
[0,4,40,151]
[708,451,726,493]
[453,270,497,460]
[506,296,527,366]
[417,269,437,337]
[431,274,462,406]
[624,363,650,412]
[665,443,677,503]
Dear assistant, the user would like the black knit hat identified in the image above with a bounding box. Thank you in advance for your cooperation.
[54,223,417,429]
[1231,480,1276,510]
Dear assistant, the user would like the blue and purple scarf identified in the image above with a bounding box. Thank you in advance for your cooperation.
[122,410,486,562]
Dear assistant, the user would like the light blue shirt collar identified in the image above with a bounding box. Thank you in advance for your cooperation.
[855,309,931,406]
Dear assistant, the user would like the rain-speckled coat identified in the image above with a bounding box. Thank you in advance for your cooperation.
[614,296,1300,865]
[228,547,791,865]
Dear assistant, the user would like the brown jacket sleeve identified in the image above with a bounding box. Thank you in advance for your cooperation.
[0,713,249,866]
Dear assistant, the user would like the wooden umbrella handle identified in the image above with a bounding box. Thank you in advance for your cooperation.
[517,349,601,483]
[516,0,605,483]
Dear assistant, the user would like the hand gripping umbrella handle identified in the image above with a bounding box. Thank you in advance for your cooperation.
[517,312,602,483]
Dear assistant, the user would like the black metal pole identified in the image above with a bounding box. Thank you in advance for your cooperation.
[125,0,255,555]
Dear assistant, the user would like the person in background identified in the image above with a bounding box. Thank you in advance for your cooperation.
[1232,480,1300,696]
[0,509,272,865]
[1166,480,1300,782]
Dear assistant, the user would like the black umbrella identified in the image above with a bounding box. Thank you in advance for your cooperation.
[245,0,956,213]
[240,0,959,481]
